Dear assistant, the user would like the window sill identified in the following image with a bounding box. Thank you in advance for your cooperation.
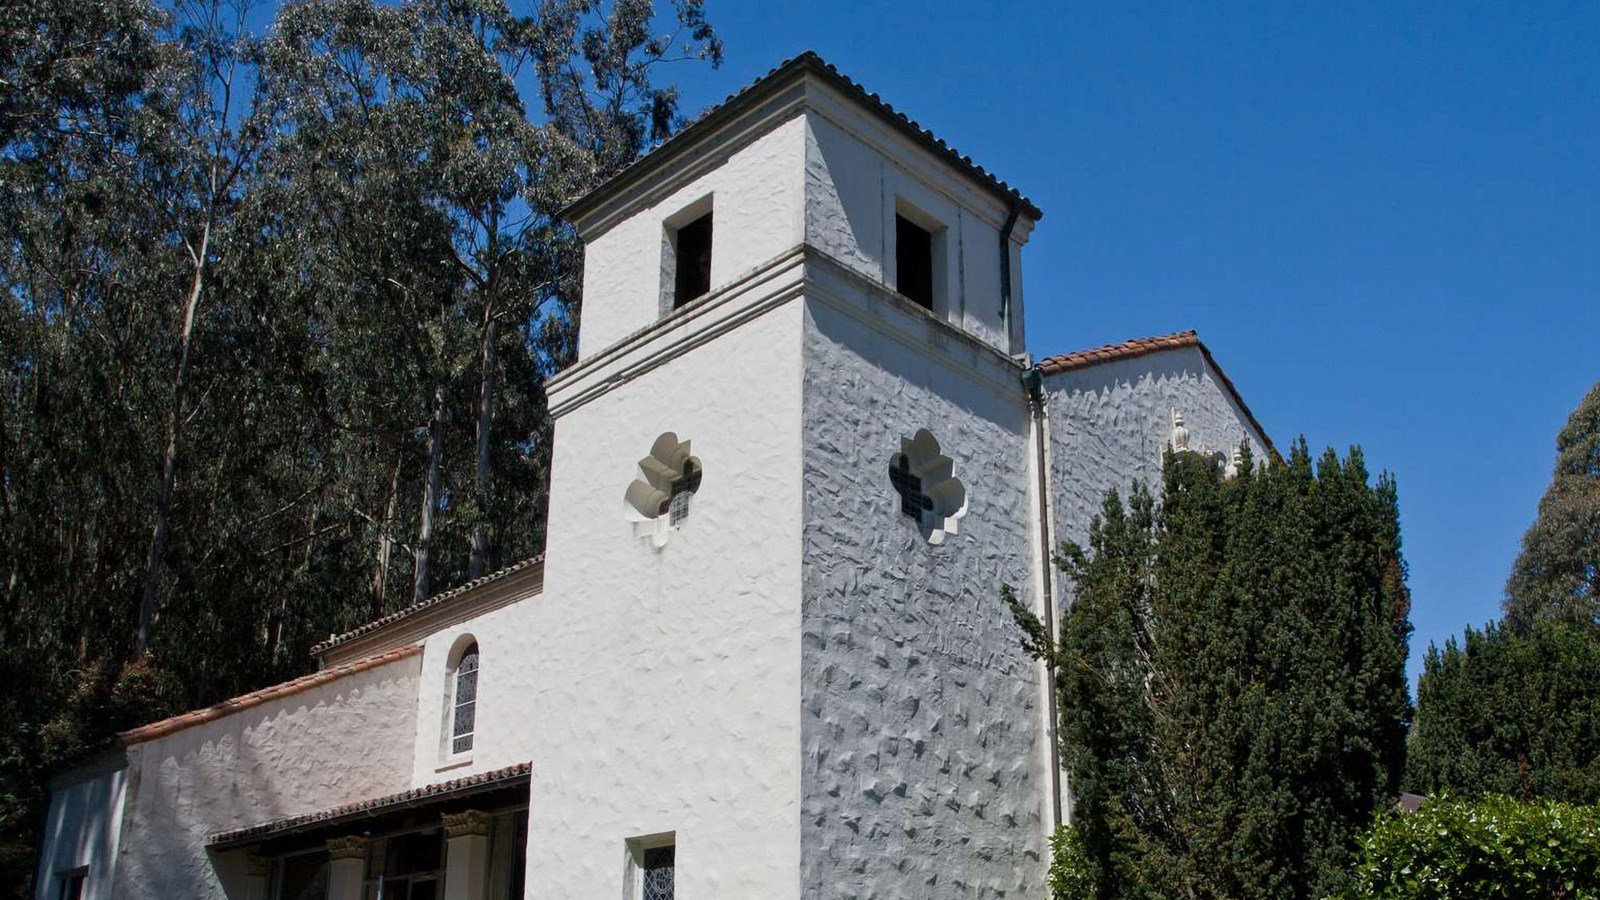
[435,756,473,774]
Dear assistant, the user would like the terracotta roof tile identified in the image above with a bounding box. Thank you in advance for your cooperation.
[310,554,544,657]
[562,51,1041,226]
[1037,330,1277,455]
[118,645,423,745]
[1035,330,1202,375]
[208,762,532,848]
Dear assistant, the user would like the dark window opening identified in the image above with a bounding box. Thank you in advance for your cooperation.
[272,852,328,900]
[896,214,934,309]
[890,454,933,528]
[57,870,87,900]
[641,844,675,900]
[504,811,529,900]
[673,212,713,308]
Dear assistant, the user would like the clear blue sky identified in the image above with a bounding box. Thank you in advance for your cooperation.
[666,2,1600,686]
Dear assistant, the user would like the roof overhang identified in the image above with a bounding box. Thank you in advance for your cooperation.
[559,51,1041,238]
[208,762,532,853]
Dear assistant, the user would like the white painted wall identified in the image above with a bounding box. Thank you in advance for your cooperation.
[109,655,421,899]
[576,115,807,360]
[1044,345,1272,563]
[802,103,1031,356]
[531,296,806,898]
[799,282,1048,899]
[33,761,126,900]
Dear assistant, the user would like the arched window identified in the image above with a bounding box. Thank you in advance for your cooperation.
[451,642,479,755]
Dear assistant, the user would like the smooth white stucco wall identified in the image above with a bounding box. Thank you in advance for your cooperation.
[1044,346,1271,560]
[800,294,1047,900]
[410,600,541,786]
[532,298,805,898]
[111,656,421,899]
[577,115,807,360]
[803,110,1027,356]
[33,763,126,900]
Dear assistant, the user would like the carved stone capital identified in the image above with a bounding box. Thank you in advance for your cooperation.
[442,809,493,838]
[325,834,369,861]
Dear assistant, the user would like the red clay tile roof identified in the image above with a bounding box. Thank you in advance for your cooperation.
[1037,330,1277,455]
[1035,330,1202,374]
[118,645,423,745]
[561,51,1041,226]
[208,761,532,849]
[310,554,544,658]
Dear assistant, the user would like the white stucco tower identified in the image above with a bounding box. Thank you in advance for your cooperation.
[541,53,1050,899]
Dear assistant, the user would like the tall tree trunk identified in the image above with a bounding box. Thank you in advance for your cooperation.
[372,454,402,617]
[413,384,445,602]
[137,227,209,654]
[469,317,496,578]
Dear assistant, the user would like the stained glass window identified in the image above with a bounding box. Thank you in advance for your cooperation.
[889,454,933,527]
[656,461,701,526]
[641,845,674,900]
[452,644,478,754]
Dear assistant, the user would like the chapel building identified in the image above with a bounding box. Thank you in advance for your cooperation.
[34,52,1271,900]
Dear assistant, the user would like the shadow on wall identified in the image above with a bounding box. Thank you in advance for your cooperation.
[112,665,419,897]
[806,297,1027,434]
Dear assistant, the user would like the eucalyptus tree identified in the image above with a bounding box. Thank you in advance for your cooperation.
[258,0,722,599]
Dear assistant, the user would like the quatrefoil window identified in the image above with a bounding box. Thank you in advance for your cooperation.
[624,433,702,547]
[889,429,967,544]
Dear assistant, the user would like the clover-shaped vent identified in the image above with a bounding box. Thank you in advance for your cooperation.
[623,432,702,548]
[889,428,967,545]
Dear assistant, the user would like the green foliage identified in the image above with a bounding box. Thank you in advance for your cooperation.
[1407,620,1600,803]
[1013,441,1413,899]
[0,0,721,893]
[1048,825,1097,900]
[1341,795,1600,899]
[1505,381,1600,630]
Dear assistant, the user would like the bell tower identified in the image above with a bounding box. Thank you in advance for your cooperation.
[533,52,1050,899]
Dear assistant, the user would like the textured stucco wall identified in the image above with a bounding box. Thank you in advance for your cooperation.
[110,655,421,899]
[577,115,806,360]
[799,292,1047,899]
[1044,345,1271,567]
[531,297,805,898]
[802,108,1028,356]
[33,763,126,900]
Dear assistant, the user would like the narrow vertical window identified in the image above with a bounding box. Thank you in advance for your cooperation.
[673,212,713,308]
[895,214,934,309]
[640,844,674,900]
[452,643,479,754]
[56,869,87,900]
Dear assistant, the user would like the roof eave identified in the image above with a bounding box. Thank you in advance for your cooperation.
[559,52,1041,234]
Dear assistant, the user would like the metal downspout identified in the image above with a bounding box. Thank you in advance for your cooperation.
[998,199,1022,340]
[1025,366,1064,829]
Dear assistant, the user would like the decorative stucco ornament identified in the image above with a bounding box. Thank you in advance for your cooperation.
[890,429,968,545]
[1226,445,1245,479]
[623,432,702,548]
[1169,409,1190,453]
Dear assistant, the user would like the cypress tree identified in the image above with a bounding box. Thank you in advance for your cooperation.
[1012,441,1412,899]
[1406,619,1600,803]
[1504,381,1600,630]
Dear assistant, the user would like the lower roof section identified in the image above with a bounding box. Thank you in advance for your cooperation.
[208,762,532,852]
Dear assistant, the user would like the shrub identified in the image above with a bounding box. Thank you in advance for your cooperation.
[1048,825,1095,900]
[1341,794,1600,898]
